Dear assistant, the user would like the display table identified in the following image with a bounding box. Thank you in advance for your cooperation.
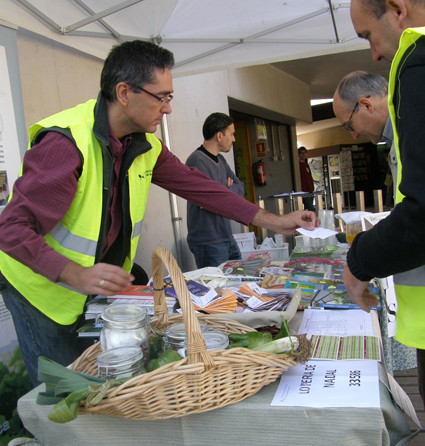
[17,372,413,446]
[17,311,415,446]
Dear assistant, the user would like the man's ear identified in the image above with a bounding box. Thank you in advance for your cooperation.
[387,0,408,27]
[359,96,374,113]
[116,82,130,106]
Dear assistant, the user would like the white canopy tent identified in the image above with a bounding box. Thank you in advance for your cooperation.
[1,0,367,76]
[0,0,367,269]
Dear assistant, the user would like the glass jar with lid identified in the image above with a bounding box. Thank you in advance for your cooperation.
[178,330,229,358]
[98,303,150,364]
[163,322,214,352]
[97,346,145,379]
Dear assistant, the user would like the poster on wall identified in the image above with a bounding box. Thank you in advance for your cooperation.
[0,44,31,444]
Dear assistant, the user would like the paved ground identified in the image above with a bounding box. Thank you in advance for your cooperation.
[394,368,425,445]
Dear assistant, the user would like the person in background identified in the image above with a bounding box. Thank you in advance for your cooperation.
[186,113,244,268]
[333,70,397,205]
[0,186,7,205]
[0,40,318,386]
[346,0,425,407]
[298,146,315,211]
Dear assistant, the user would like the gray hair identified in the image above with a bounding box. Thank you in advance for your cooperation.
[361,0,425,18]
[336,70,388,107]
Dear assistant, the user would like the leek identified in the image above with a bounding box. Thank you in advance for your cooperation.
[252,336,299,354]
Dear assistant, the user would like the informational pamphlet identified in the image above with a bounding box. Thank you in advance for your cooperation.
[298,308,375,337]
[271,360,380,408]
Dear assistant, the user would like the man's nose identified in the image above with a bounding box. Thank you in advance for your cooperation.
[350,130,360,140]
[161,102,172,114]
[371,47,383,63]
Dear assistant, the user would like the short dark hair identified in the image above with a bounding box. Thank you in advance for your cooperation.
[336,70,388,107]
[202,113,234,140]
[298,146,307,154]
[101,40,175,101]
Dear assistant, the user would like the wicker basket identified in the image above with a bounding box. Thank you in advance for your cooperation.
[71,247,299,420]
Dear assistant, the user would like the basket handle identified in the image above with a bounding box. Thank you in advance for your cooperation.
[151,247,215,369]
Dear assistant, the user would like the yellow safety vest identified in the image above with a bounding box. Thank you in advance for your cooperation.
[0,99,162,325]
[388,27,425,348]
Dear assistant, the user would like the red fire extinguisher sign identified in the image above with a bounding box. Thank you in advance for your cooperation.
[256,142,266,157]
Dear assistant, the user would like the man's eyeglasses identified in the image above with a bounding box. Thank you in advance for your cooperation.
[342,95,370,132]
[135,85,173,104]
[342,101,359,132]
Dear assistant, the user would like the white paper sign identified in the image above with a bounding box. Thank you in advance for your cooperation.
[271,360,380,408]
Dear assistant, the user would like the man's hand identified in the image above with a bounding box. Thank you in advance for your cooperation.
[343,264,378,312]
[251,208,319,235]
[59,261,134,296]
[227,177,234,187]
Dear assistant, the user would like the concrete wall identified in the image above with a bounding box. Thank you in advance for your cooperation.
[297,118,370,150]
[13,30,312,277]
[17,30,102,131]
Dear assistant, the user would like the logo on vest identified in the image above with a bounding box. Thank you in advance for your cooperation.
[138,169,153,180]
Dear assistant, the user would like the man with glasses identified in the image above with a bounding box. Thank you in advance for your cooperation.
[334,70,417,373]
[333,71,389,145]
[333,71,397,200]
[0,40,318,385]
[343,0,425,408]
[186,113,244,268]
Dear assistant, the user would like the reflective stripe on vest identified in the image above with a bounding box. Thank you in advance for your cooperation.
[0,99,162,325]
[388,27,425,348]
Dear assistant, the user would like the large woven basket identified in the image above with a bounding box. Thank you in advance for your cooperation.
[71,247,299,420]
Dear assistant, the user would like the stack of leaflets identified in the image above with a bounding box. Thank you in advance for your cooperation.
[85,295,109,320]
[282,280,381,310]
[77,322,102,338]
[284,257,345,283]
[309,283,381,310]
[221,257,266,277]
[161,277,238,314]
[232,282,295,312]
[290,245,339,258]
[107,284,176,316]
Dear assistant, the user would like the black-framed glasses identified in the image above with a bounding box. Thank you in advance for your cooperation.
[135,85,173,104]
[342,95,370,131]
[342,101,359,132]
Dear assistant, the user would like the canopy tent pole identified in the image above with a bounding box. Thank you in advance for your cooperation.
[160,115,185,270]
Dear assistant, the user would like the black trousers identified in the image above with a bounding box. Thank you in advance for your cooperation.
[417,348,425,410]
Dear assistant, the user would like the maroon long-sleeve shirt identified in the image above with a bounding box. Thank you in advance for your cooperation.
[0,131,259,281]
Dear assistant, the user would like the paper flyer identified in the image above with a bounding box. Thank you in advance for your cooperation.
[298,308,374,337]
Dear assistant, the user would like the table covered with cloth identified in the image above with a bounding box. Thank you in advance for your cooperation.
[17,310,416,446]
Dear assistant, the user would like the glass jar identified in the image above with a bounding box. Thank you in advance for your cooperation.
[97,346,145,379]
[98,304,150,364]
[178,330,229,357]
[163,322,213,352]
